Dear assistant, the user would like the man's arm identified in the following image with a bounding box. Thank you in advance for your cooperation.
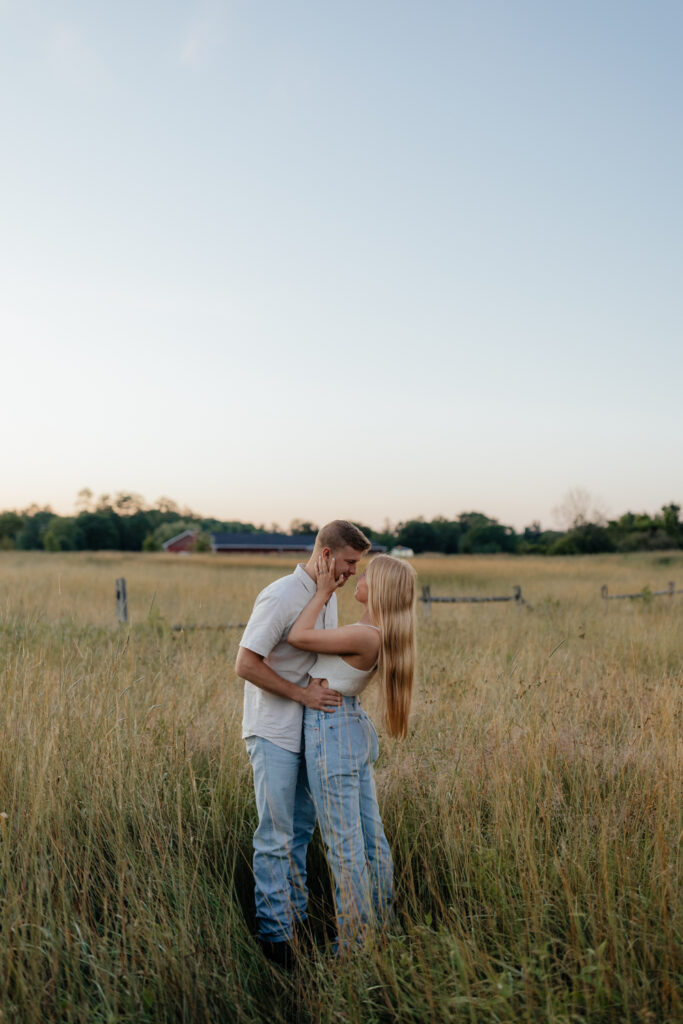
[235,647,342,711]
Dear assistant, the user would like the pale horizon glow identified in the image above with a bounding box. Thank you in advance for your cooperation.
[2,2,682,533]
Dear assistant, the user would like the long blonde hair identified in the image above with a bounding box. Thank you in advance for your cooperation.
[366,554,416,740]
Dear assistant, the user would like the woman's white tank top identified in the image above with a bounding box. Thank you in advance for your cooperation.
[311,625,379,697]
[310,654,376,696]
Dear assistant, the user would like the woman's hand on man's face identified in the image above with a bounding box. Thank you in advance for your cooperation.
[315,554,344,596]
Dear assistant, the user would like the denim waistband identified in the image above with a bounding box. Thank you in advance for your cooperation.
[304,695,362,719]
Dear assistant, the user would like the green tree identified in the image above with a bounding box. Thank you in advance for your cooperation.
[550,523,616,555]
[195,532,212,552]
[661,503,681,541]
[43,518,83,552]
[460,522,517,554]
[396,519,438,554]
[0,511,23,550]
[119,511,154,551]
[289,519,319,536]
[75,511,121,550]
[431,518,463,554]
[15,507,55,549]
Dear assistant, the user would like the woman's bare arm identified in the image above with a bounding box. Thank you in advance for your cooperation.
[288,620,378,656]
[288,556,379,658]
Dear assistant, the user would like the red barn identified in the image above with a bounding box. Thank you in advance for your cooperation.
[161,529,197,553]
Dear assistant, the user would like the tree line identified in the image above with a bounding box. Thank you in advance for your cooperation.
[0,490,681,556]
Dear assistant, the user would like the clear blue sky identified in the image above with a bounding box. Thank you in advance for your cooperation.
[2,1,681,530]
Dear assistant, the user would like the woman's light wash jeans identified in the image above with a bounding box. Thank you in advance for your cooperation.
[245,736,316,942]
[304,697,393,946]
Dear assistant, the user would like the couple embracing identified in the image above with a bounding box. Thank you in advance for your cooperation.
[235,520,416,966]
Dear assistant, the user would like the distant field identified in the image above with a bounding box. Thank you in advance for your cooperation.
[0,551,680,1023]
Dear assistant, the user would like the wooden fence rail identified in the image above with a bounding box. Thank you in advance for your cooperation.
[171,623,247,632]
[601,581,682,603]
[419,584,528,613]
[115,578,682,628]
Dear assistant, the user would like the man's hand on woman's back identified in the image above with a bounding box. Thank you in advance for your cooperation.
[300,677,342,711]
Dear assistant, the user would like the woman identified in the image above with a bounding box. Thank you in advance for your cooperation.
[288,552,416,949]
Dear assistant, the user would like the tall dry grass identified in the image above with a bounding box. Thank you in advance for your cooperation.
[0,550,680,1022]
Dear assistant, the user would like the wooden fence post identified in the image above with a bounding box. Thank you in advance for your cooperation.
[115,578,128,624]
[513,585,522,604]
[668,581,675,599]
[421,585,432,617]
[601,584,608,609]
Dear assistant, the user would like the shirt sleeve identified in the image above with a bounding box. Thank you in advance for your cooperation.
[239,586,291,658]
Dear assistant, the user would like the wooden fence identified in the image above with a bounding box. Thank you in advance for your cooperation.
[115,578,128,623]
[114,578,681,626]
[419,584,528,613]
[600,581,682,604]
[115,577,244,629]
[171,622,246,632]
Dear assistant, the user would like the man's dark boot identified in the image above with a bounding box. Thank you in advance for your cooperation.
[259,938,295,971]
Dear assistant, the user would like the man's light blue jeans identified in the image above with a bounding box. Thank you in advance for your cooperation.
[245,735,316,942]
[304,697,393,947]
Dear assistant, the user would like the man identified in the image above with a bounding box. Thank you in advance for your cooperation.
[235,520,372,967]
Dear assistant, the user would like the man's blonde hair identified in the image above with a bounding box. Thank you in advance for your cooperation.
[316,520,371,554]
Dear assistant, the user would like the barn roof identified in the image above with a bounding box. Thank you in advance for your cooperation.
[211,532,316,551]
[161,529,196,550]
[161,529,387,554]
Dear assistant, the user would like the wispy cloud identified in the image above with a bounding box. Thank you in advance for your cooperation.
[179,19,214,70]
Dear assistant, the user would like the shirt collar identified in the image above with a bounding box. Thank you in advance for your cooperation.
[294,563,317,594]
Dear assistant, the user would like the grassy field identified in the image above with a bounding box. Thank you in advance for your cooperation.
[0,550,680,1023]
